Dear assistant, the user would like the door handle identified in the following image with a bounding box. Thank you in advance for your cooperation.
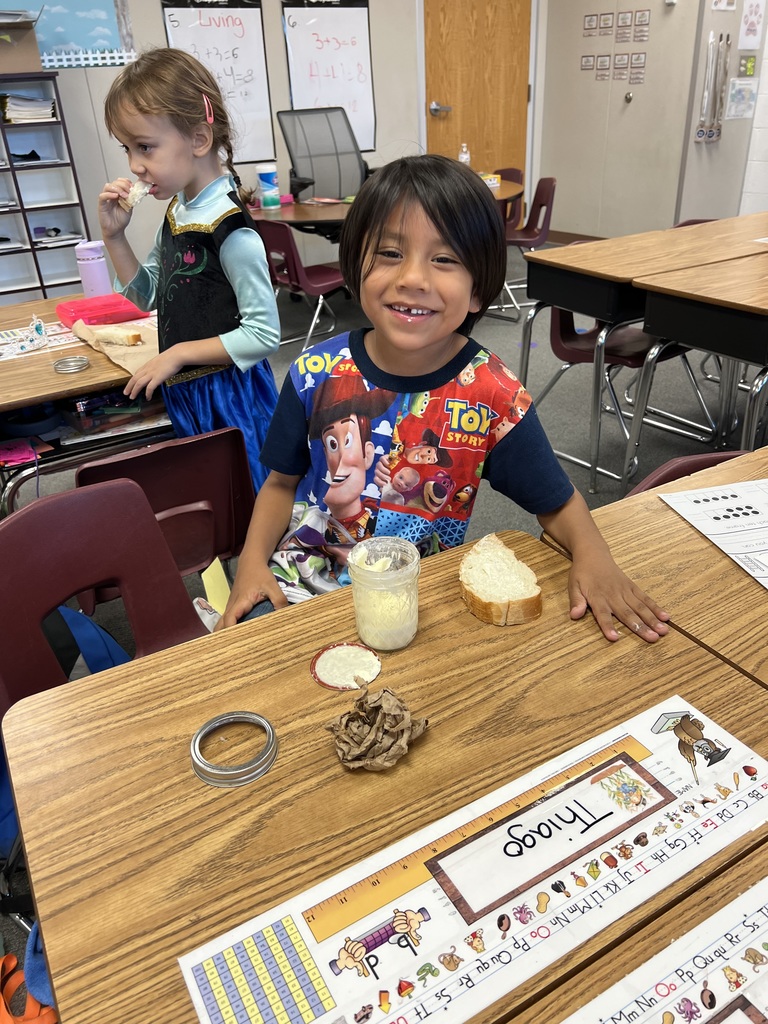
[429,100,453,116]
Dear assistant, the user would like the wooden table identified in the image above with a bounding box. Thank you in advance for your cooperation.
[513,843,768,1023]
[0,295,129,412]
[0,295,174,513]
[249,181,524,242]
[636,252,768,454]
[524,212,768,331]
[521,214,768,493]
[587,447,768,685]
[249,199,351,244]
[4,529,768,1024]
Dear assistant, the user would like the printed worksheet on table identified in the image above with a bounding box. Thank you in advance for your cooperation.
[662,480,768,591]
[562,873,768,1023]
[179,699,768,1024]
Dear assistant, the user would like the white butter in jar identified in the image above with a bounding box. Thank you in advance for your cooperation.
[347,537,421,651]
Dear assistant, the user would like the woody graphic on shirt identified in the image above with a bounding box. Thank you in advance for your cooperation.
[269,345,533,600]
[307,374,396,551]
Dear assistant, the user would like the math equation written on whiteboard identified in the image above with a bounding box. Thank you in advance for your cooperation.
[163,3,274,163]
[283,5,375,150]
[178,698,768,1024]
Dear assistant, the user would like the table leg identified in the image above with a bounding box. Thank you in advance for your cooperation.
[715,358,741,448]
[519,302,549,388]
[741,365,768,450]
[588,324,612,493]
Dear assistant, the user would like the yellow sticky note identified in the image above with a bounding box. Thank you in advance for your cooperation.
[201,558,231,615]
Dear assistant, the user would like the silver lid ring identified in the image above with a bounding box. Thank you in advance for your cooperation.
[190,711,278,787]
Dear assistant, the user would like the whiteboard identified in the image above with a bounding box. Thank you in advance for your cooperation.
[164,5,275,163]
[283,4,375,151]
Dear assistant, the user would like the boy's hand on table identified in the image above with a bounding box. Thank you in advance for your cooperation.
[568,549,670,643]
[215,566,288,630]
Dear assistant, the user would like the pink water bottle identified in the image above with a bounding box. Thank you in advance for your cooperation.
[75,240,112,297]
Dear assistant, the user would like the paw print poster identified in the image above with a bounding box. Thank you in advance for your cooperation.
[739,0,764,50]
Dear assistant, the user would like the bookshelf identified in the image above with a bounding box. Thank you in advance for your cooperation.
[0,71,90,306]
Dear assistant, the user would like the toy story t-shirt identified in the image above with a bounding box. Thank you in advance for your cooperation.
[260,330,573,602]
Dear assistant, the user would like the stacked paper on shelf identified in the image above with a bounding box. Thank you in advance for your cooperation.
[0,93,55,123]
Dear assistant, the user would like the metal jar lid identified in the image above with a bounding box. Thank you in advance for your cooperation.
[53,356,90,373]
[190,711,278,788]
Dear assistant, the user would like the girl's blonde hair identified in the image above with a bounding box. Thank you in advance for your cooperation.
[104,47,254,205]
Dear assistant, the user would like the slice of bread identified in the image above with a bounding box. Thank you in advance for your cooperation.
[91,326,143,346]
[118,180,151,213]
[459,533,541,625]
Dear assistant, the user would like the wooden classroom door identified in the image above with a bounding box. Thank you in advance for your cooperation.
[424,0,531,178]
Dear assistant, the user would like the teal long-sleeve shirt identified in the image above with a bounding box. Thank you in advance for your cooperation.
[116,174,280,371]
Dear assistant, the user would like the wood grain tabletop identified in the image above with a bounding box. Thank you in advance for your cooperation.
[634,251,768,313]
[4,530,768,1024]
[524,212,768,282]
[0,295,129,412]
[589,449,768,684]
[249,181,522,226]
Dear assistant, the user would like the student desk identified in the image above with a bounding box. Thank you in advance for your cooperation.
[512,842,768,1023]
[521,214,768,492]
[4,529,768,1024]
[0,295,174,513]
[0,295,129,411]
[586,447,768,685]
[636,252,768,459]
[249,181,524,240]
[249,200,350,239]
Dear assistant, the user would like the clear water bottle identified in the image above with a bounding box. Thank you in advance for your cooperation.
[75,240,112,297]
[458,143,471,167]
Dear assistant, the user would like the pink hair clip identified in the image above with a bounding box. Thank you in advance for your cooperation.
[202,93,214,125]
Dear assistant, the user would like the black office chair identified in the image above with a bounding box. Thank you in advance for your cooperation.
[277,107,369,204]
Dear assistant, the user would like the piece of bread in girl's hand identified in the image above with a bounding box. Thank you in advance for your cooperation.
[118,180,151,213]
[459,533,542,625]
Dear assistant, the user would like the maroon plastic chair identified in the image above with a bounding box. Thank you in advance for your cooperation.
[493,166,524,230]
[497,176,556,316]
[255,218,346,350]
[625,451,749,496]
[75,427,255,612]
[506,175,556,251]
[0,478,206,714]
[535,307,716,491]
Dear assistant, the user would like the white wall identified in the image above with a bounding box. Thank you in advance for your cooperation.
[56,0,423,267]
[740,28,768,215]
[677,3,756,223]
[39,0,768,254]
[531,0,766,235]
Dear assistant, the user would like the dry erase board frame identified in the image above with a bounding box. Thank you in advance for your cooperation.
[282,0,376,152]
[162,0,275,164]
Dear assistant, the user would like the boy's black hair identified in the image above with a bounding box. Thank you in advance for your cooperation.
[338,154,507,336]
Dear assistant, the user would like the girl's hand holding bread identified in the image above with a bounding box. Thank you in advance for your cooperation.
[98,177,148,238]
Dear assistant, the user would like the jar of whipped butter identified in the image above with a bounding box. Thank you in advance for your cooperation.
[347,537,421,651]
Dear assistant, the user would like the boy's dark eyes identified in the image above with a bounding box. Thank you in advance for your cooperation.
[375,249,460,265]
